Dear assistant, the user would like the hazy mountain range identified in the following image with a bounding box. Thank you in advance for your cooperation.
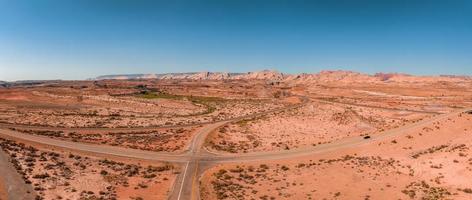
[1,70,470,87]
[93,70,471,84]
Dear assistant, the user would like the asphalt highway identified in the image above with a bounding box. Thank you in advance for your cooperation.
[0,96,468,200]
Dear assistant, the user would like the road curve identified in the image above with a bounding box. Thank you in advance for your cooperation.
[176,107,470,200]
[0,98,307,163]
[0,97,308,133]
[0,97,308,200]
[0,96,467,200]
[1,107,466,163]
[201,107,468,162]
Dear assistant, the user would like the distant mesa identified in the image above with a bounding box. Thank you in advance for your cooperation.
[94,70,285,81]
[0,81,8,88]
[93,70,471,84]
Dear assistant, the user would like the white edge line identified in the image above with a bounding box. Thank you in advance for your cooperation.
[177,161,190,200]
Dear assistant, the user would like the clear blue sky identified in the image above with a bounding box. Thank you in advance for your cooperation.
[0,0,471,81]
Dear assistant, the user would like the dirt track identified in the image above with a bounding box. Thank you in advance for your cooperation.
[0,95,469,200]
[1,108,462,162]
[0,150,35,200]
[312,97,444,114]
[1,109,469,199]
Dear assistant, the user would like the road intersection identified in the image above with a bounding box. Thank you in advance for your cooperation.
[1,97,469,200]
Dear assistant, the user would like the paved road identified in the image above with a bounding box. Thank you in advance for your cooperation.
[166,107,469,200]
[0,97,308,200]
[1,107,466,163]
[202,107,467,162]
[167,121,226,200]
[0,95,435,132]
[0,150,35,200]
[0,96,468,200]
[0,97,306,133]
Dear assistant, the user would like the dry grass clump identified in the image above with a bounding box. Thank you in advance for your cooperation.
[0,138,173,200]
[11,127,195,152]
[401,181,451,199]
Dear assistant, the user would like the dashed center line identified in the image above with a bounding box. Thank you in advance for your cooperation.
[177,161,190,200]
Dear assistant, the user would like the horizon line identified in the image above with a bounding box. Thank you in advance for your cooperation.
[2,69,471,82]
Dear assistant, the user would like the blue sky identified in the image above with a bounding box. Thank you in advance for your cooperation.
[0,0,471,81]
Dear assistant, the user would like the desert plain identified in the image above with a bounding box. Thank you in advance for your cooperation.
[0,70,472,200]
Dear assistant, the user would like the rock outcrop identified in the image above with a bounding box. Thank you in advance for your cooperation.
[94,69,471,86]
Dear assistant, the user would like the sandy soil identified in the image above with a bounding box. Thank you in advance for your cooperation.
[0,89,286,128]
[10,126,199,152]
[0,179,7,200]
[0,138,177,200]
[207,101,431,153]
[1,75,471,200]
[306,84,472,113]
[201,111,472,199]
